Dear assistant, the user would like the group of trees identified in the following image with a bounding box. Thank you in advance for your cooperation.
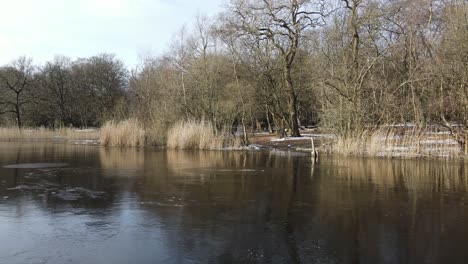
[1,0,466,144]
[0,54,127,128]
[317,0,467,137]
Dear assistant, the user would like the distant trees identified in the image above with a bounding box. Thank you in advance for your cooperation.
[72,54,128,126]
[38,56,74,126]
[0,54,127,128]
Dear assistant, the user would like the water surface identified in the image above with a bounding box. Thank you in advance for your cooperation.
[0,142,467,263]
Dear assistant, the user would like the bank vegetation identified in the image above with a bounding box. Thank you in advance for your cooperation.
[0,0,466,158]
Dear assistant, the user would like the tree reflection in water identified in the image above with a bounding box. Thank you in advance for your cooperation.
[0,142,467,263]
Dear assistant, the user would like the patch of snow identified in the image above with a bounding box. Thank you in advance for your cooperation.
[427,131,451,135]
[384,123,417,127]
[271,137,310,142]
[270,150,309,157]
[301,133,336,139]
[224,144,265,150]
[420,139,458,145]
[271,134,335,141]
[70,139,99,145]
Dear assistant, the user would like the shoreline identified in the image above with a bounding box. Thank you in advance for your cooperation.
[0,127,466,161]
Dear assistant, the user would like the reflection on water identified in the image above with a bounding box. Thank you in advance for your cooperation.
[0,142,467,263]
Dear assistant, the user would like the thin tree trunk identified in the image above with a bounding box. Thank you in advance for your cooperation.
[266,105,273,133]
[181,71,189,119]
[231,54,249,145]
[284,66,300,137]
[16,106,21,129]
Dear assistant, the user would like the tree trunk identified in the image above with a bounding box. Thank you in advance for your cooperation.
[284,66,301,137]
[289,95,301,137]
[265,105,273,133]
[15,106,21,129]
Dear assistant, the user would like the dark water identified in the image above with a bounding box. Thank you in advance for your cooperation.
[0,142,467,264]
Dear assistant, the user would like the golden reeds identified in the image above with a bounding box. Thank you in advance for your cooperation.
[331,127,463,159]
[100,118,145,147]
[167,120,239,150]
[0,127,99,140]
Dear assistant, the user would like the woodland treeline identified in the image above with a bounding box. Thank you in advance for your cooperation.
[0,0,466,143]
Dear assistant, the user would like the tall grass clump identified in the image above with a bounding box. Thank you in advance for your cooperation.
[167,120,237,150]
[331,127,463,159]
[100,118,145,147]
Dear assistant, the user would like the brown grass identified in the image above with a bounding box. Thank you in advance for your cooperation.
[0,127,99,140]
[167,120,239,150]
[100,118,145,147]
[330,127,464,159]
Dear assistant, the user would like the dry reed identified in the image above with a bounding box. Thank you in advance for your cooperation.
[331,127,464,159]
[0,127,99,140]
[167,120,238,150]
[100,118,145,147]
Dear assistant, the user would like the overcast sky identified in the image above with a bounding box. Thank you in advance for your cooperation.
[0,0,225,67]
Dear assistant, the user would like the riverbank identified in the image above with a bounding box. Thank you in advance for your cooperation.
[0,126,466,160]
[250,127,467,160]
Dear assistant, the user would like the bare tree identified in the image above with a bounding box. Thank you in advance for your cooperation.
[0,57,35,128]
[224,0,326,137]
[39,56,73,126]
[72,54,128,125]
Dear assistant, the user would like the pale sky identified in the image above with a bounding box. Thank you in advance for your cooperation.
[0,0,225,67]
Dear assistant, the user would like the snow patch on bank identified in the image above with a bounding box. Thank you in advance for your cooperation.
[420,139,458,145]
[224,144,265,150]
[271,133,336,142]
[70,139,100,145]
